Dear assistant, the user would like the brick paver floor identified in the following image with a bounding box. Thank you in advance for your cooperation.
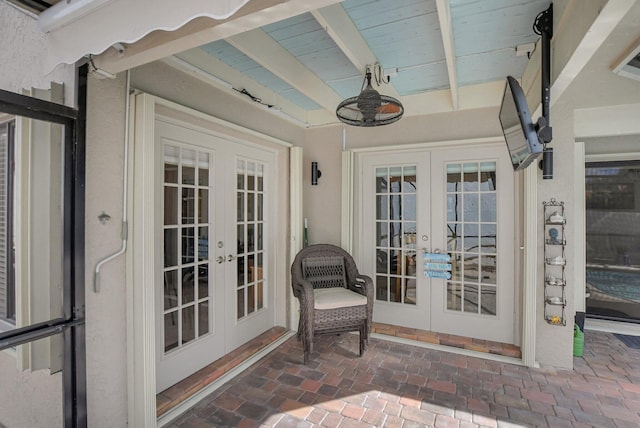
[168,330,640,427]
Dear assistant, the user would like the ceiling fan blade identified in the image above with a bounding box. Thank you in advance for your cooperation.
[376,103,402,114]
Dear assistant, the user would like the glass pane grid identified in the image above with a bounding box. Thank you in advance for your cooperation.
[446,162,497,316]
[374,166,417,305]
[163,145,212,354]
[236,159,267,320]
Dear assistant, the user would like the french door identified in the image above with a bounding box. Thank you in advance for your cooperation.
[359,145,515,343]
[155,119,274,392]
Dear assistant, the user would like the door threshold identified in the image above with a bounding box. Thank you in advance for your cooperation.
[372,322,522,359]
[585,318,640,335]
[156,326,290,419]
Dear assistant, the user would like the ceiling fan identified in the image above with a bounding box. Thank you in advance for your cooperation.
[336,66,404,127]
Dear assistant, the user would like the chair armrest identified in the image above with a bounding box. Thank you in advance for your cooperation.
[350,274,374,302]
[292,279,315,310]
[354,274,374,339]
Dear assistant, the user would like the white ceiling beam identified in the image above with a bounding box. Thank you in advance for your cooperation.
[227,28,343,114]
[168,50,310,125]
[574,103,640,138]
[311,4,402,99]
[401,80,504,117]
[435,0,459,110]
[92,0,345,74]
[523,0,635,118]
[307,109,340,127]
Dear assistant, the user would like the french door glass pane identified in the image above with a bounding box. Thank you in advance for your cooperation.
[586,161,640,321]
[182,166,195,185]
[182,227,195,264]
[198,264,208,298]
[199,302,209,335]
[182,305,195,344]
[165,162,178,183]
[198,153,209,186]
[236,158,267,320]
[182,267,194,304]
[374,166,417,305]
[198,226,208,261]
[164,229,177,267]
[164,270,178,310]
[163,144,212,354]
[182,188,195,224]
[164,312,178,352]
[446,161,497,316]
[198,190,209,223]
[164,187,178,224]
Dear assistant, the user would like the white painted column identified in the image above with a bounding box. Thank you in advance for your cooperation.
[289,147,303,331]
[341,150,354,253]
[521,165,538,367]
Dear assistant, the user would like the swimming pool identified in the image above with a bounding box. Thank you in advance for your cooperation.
[586,268,640,302]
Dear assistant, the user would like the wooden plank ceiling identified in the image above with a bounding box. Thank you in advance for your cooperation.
[21,0,551,127]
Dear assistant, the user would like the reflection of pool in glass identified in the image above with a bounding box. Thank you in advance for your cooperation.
[587,269,640,301]
[586,267,640,320]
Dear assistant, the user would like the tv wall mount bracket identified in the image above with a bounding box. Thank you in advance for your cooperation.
[534,4,554,178]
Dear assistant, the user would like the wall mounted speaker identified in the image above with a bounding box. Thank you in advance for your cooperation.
[542,147,553,180]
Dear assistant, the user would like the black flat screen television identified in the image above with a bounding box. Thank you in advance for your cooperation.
[499,76,543,171]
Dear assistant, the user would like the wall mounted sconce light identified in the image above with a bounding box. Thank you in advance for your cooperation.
[311,162,322,185]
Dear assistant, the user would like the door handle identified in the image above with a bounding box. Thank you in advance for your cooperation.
[216,256,225,264]
[227,254,235,262]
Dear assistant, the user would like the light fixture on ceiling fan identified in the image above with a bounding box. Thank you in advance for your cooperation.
[336,64,404,127]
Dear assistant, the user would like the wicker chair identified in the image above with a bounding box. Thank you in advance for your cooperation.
[291,244,373,364]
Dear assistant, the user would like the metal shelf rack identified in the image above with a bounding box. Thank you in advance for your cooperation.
[543,198,566,326]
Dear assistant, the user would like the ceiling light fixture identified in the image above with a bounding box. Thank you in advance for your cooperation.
[336,65,404,127]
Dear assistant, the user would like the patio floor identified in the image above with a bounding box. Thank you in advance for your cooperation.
[166,329,640,427]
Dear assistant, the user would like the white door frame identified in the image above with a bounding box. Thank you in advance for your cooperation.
[345,137,536,365]
[127,93,291,427]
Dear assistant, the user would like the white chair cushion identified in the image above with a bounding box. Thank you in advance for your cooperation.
[313,287,367,310]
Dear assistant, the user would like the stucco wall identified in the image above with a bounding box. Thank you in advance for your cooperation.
[0,3,75,103]
[85,73,129,427]
[0,3,73,427]
[0,350,63,427]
